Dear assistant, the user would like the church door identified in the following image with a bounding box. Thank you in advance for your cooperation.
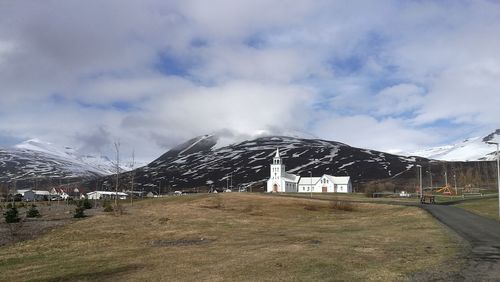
[322,186,327,193]
[273,184,278,193]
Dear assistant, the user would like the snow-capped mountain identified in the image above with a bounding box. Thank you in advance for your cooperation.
[93,134,429,191]
[404,130,500,161]
[0,139,144,184]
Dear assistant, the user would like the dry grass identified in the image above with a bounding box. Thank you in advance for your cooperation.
[0,193,463,281]
[456,197,499,220]
[280,192,419,203]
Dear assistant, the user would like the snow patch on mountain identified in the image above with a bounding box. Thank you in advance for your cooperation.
[13,139,143,175]
[404,130,500,161]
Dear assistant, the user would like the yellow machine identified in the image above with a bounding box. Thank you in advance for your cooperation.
[435,184,455,195]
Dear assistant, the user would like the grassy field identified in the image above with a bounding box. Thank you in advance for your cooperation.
[456,197,500,220]
[0,193,463,281]
[280,192,418,202]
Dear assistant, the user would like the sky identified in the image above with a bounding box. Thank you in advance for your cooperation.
[1,0,500,162]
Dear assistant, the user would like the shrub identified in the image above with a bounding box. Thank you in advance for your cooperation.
[26,205,41,218]
[82,198,93,209]
[4,206,20,223]
[67,198,76,205]
[329,200,354,212]
[73,206,86,218]
[6,202,13,209]
[103,200,114,212]
[304,204,320,211]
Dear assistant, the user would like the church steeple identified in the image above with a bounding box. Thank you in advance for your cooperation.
[273,148,281,165]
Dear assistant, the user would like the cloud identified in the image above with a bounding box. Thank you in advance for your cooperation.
[1,0,500,162]
[374,84,425,116]
[311,115,435,153]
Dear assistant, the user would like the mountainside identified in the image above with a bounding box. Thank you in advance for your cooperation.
[404,130,500,161]
[97,134,430,192]
[0,139,143,185]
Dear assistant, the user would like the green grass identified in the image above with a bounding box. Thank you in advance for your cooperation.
[0,193,463,281]
[455,197,500,220]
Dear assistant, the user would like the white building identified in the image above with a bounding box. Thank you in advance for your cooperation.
[50,188,69,200]
[87,191,128,200]
[267,149,352,193]
[18,189,51,201]
[267,149,300,192]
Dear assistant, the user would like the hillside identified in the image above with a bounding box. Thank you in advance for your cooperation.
[94,134,430,192]
[0,139,144,188]
[404,129,500,161]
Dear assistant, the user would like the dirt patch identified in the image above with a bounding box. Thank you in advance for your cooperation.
[0,203,102,246]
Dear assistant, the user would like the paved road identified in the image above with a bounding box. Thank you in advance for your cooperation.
[420,204,500,281]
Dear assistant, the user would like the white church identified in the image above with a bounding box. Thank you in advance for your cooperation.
[267,149,352,193]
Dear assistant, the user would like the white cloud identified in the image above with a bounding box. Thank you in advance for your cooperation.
[375,84,425,116]
[1,0,500,162]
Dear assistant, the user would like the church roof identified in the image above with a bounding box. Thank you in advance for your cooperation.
[283,172,300,183]
[324,175,351,185]
[298,177,321,185]
[274,148,280,158]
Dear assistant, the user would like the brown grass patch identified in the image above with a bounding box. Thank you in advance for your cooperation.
[0,193,463,281]
[329,200,355,211]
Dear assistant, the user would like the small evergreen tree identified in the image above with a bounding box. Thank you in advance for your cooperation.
[26,204,41,218]
[103,200,114,212]
[82,198,93,209]
[73,206,86,218]
[4,206,20,223]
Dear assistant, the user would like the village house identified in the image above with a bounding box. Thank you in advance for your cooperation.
[86,191,128,200]
[267,149,352,193]
[17,189,51,201]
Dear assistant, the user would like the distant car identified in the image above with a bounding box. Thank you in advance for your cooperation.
[174,191,183,195]
[49,195,62,201]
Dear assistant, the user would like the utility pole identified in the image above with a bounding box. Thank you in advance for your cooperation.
[444,171,448,186]
[114,141,120,207]
[486,141,500,218]
[427,169,433,190]
[230,173,233,191]
[453,173,457,195]
[309,171,313,198]
[416,165,422,198]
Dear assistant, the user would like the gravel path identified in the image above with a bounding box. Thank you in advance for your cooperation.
[421,204,500,281]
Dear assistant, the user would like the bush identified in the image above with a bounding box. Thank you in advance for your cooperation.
[73,206,86,218]
[4,206,20,223]
[103,200,114,212]
[329,200,355,212]
[6,202,13,209]
[26,205,41,218]
[76,199,93,210]
[67,198,76,205]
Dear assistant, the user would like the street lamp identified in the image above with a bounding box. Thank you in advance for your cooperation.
[487,141,500,218]
[416,165,422,198]
[309,171,312,198]
[426,170,433,191]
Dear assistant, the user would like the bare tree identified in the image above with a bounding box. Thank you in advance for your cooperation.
[130,149,135,205]
[114,141,120,207]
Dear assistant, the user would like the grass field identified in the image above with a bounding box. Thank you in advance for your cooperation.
[456,197,500,220]
[0,193,463,281]
[280,192,419,203]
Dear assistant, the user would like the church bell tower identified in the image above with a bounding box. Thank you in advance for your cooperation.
[270,148,285,192]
